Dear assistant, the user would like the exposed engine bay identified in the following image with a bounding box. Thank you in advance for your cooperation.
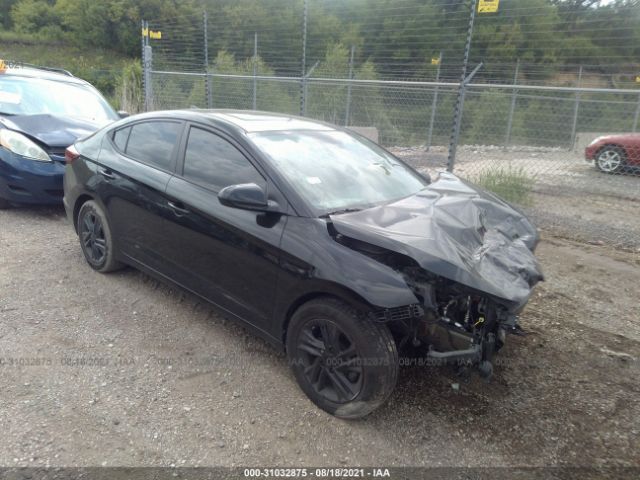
[334,233,521,377]
[328,173,545,377]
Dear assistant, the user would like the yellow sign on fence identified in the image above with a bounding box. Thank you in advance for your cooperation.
[431,57,440,66]
[478,0,500,13]
[142,28,162,40]
[636,75,640,84]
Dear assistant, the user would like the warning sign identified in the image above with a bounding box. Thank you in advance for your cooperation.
[478,0,500,13]
[142,28,162,40]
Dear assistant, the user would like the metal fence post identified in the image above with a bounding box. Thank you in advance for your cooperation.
[570,65,583,148]
[300,0,308,116]
[253,32,258,110]
[302,61,319,117]
[633,93,640,132]
[344,46,355,126]
[141,20,147,111]
[204,11,213,108]
[142,21,153,112]
[426,51,442,151]
[447,0,478,172]
[505,58,520,146]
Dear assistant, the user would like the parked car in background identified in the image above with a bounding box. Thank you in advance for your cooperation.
[585,133,640,173]
[64,110,543,418]
[0,62,120,209]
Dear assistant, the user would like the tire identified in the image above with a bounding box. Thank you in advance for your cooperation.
[76,200,123,273]
[286,297,398,419]
[595,146,626,174]
[0,197,10,210]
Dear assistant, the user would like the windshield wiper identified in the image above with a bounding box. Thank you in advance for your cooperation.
[324,208,362,217]
[0,111,16,116]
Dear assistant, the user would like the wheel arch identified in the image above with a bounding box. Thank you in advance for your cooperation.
[72,193,95,233]
[596,143,628,159]
[279,287,375,349]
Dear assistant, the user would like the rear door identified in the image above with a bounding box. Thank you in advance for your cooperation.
[97,120,184,272]
[162,124,288,332]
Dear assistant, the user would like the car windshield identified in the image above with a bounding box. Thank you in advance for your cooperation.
[250,130,428,213]
[0,75,117,121]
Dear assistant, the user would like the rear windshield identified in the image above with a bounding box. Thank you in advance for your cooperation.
[0,75,117,122]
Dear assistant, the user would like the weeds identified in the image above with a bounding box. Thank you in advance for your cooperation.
[474,165,535,205]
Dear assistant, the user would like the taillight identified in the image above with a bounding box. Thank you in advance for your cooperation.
[65,145,80,164]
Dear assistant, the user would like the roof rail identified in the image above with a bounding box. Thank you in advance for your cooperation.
[18,63,74,77]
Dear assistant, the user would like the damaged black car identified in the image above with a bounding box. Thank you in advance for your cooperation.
[63,110,543,418]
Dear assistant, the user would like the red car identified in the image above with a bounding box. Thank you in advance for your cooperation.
[585,133,640,173]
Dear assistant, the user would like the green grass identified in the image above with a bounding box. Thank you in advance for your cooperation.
[474,165,535,206]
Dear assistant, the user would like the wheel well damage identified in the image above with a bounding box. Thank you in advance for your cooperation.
[327,224,521,377]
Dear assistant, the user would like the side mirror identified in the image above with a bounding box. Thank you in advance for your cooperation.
[218,183,281,213]
[117,111,130,119]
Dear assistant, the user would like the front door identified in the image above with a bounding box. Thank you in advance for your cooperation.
[162,126,287,332]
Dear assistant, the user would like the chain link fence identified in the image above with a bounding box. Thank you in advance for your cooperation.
[142,1,640,249]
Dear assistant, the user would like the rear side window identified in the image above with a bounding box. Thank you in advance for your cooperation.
[183,127,265,191]
[124,121,182,171]
[112,127,131,151]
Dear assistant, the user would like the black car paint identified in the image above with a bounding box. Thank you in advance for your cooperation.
[330,172,543,311]
[64,110,541,350]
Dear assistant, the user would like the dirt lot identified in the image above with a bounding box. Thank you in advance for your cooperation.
[0,204,639,470]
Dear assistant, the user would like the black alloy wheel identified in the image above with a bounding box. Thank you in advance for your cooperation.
[287,298,399,419]
[77,200,123,273]
[81,210,107,265]
[297,318,364,403]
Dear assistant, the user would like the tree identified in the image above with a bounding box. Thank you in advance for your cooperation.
[11,0,60,33]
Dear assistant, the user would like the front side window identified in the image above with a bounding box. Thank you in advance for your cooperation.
[125,121,182,171]
[183,127,265,191]
[250,130,428,213]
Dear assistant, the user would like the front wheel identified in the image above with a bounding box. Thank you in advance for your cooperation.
[77,200,123,273]
[286,298,398,419]
[595,146,626,174]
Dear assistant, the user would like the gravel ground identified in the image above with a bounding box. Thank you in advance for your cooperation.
[0,205,639,471]
[392,146,640,249]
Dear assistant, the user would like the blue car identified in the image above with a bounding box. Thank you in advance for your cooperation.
[0,64,119,209]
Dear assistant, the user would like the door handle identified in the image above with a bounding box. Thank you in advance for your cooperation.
[167,201,190,216]
[98,168,115,180]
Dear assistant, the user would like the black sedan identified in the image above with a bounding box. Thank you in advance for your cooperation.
[63,110,543,418]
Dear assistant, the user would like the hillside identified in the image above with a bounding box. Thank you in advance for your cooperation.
[0,31,136,107]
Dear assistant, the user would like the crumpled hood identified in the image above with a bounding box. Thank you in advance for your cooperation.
[0,114,107,149]
[330,172,544,308]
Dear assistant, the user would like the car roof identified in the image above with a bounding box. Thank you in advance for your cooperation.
[203,110,336,133]
[129,109,339,134]
[2,67,89,86]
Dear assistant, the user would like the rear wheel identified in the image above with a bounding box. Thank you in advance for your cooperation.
[0,197,10,210]
[77,200,123,273]
[595,146,626,174]
[286,298,398,419]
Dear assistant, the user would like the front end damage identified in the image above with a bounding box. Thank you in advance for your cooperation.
[329,172,544,377]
